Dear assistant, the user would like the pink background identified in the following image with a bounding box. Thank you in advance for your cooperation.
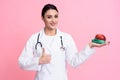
[0,0,120,80]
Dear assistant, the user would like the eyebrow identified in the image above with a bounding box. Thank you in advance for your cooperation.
[46,14,58,16]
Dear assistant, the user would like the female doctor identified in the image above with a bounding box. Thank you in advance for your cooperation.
[18,4,110,80]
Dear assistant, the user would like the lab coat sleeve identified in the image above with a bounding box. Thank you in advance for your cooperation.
[18,34,41,71]
[65,35,95,67]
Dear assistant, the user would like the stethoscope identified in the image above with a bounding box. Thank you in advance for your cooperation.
[35,33,65,51]
[34,33,65,74]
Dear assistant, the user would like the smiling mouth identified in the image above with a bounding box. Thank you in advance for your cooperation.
[50,23,56,26]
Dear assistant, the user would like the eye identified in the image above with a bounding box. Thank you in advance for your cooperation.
[47,15,52,19]
[55,15,58,18]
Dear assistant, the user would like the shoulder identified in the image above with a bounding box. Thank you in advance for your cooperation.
[29,32,39,39]
[31,32,39,38]
[61,32,73,39]
[59,31,76,47]
[58,29,71,38]
[59,30,74,42]
[26,32,40,43]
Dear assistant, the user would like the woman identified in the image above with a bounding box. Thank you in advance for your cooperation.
[18,4,110,80]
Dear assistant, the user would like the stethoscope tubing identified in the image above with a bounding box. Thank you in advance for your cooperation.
[35,33,64,51]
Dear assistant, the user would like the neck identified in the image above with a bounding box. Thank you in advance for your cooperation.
[44,27,56,36]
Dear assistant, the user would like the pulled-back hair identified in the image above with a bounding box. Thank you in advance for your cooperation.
[42,4,59,17]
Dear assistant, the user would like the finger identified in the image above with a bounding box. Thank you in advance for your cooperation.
[105,41,110,45]
[100,41,110,46]
[43,54,51,57]
[42,48,46,56]
[44,56,51,63]
[46,54,51,57]
[45,61,50,64]
[42,48,45,53]
[47,56,51,59]
[42,61,50,64]
[94,43,105,47]
[42,57,51,64]
[46,58,51,63]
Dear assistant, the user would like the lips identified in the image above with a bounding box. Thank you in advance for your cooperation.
[50,23,56,26]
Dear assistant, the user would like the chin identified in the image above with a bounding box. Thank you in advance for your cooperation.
[49,27,56,30]
[50,25,57,29]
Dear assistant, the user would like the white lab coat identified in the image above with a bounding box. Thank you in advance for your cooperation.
[18,29,95,80]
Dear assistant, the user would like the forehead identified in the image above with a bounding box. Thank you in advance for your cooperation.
[44,9,58,16]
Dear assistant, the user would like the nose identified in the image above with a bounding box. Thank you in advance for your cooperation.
[51,17,56,22]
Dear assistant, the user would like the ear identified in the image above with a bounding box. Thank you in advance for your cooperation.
[41,16,44,21]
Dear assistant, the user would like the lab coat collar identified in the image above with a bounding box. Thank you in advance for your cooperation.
[39,28,63,37]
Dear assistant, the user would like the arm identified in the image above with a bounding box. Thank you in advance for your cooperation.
[65,35,95,67]
[18,34,42,71]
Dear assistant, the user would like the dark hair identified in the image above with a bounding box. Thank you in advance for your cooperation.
[42,4,59,17]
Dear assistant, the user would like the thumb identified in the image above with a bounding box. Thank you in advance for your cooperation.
[42,48,45,53]
[42,48,46,56]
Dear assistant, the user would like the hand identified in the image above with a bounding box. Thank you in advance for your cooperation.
[39,48,51,64]
[89,41,110,48]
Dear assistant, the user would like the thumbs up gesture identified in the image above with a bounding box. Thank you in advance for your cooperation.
[39,48,51,64]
